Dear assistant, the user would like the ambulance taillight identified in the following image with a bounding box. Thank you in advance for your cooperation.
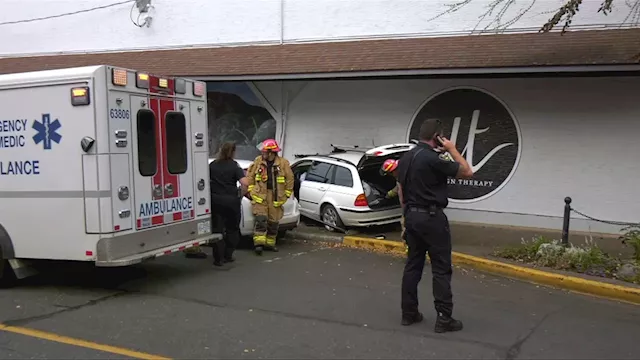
[174,78,186,94]
[136,72,150,89]
[193,82,205,97]
[71,87,90,106]
[158,78,168,88]
[112,69,127,86]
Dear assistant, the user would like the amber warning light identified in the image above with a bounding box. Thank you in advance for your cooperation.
[158,78,168,88]
[136,72,150,89]
[112,69,127,86]
[71,87,90,106]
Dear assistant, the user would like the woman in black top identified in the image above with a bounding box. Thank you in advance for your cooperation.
[209,142,249,266]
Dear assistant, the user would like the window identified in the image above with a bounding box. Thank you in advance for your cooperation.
[136,110,157,176]
[332,165,353,187]
[304,162,333,183]
[165,112,188,174]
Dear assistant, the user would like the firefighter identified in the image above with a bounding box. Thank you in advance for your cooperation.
[245,139,294,255]
[380,159,409,256]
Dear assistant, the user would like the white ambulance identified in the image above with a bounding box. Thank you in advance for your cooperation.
[0,65,220,282]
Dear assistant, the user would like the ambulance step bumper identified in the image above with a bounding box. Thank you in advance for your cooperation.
[95,233,222,267]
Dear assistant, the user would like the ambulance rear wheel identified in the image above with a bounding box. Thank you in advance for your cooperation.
[0,253,9,287]
[0,249,16,288]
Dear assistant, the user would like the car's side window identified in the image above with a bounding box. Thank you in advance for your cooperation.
[305,161,333,183]
[331,165,354,188]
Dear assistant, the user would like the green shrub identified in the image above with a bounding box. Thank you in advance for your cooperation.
[619,225,640,262]
[494,236,621,279]
[493,236,552,262]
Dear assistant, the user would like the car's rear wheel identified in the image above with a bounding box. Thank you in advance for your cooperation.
[321,204,344,233]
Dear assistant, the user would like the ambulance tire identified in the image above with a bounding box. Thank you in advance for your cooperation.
[0,250,16,288]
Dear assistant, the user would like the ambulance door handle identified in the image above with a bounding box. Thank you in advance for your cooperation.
[153,185,162,198]
[164,183,174,196]
[195,140,204,147]
[115,139,128,147]
[194,132,204,140]
[119,210,131,218]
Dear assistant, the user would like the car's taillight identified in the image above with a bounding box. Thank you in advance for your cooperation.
[354,193,368,207]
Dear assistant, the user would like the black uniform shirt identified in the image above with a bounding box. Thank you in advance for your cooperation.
[209,159,244,196]
[397,142,460,209]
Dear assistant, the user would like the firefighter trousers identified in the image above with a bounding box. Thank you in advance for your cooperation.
[252,190,284,248]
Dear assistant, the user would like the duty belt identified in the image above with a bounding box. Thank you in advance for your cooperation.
[407,204,441,215]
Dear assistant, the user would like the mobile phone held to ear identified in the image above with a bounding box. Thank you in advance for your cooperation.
[436,136,444,147]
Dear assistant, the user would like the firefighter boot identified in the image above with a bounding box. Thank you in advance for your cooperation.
[266,220,280,252]
[253,215,268,256]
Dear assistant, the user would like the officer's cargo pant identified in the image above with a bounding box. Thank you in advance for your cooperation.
[252,190,284,248]
[402,207,454,318]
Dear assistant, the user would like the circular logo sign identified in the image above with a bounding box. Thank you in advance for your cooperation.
[407,87,521,202]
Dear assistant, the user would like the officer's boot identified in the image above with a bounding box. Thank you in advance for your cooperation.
[434,313,463,333]
[254,246,263,255]
[401,312,424,326]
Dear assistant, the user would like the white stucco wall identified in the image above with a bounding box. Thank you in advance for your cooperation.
[253,77,640,234]
[0,0,636,56]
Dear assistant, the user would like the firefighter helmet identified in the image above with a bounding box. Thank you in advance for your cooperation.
[380,159,399,176]
[259,138,281,152]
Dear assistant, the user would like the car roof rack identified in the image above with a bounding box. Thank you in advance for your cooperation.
[330,144,373,154]
[293,153,358,166]
[293,153,321,158]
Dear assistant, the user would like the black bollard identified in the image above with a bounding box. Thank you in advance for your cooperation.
[561,197,572,246]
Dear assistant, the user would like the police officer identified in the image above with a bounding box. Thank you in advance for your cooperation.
[245,139,294,255]
[396,118,473,333]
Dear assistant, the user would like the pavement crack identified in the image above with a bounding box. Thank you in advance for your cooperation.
[136,290,503,352]
[2,291,129,327]
[504,308,562,360]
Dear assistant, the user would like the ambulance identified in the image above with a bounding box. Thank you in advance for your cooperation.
[0,65,220,283]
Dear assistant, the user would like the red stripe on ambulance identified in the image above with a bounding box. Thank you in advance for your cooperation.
[149,97,163,200]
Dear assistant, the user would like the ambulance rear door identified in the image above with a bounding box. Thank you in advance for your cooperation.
[130,76,195,230]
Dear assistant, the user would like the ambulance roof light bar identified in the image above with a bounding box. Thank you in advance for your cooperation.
[136,72,149,89]
[112,68,127,86]
[174,78,186,94]
[193,81,205,97]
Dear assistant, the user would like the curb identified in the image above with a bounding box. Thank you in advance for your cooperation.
[285,229,343,243]
[287,231,639,305]
[341,235,640,305]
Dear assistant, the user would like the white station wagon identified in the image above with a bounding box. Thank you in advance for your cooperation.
[291,143,416,232]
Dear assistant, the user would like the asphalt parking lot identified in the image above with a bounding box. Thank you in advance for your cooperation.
[1,239,639,359]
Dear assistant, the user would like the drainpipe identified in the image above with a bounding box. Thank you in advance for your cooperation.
[280,0,284,44]
[279,81,289,155]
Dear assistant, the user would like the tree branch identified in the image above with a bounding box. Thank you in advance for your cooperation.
[431,0,640,34]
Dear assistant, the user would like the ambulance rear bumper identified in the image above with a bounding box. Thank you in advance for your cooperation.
[95,217,222,267]
[95,233,222,267]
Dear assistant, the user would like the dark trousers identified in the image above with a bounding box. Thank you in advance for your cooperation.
[210,194,241,263]
[401,207,454,318]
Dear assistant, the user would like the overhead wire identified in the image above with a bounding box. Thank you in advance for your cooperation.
[0,0,135,26]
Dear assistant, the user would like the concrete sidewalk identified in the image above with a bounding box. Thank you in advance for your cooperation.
[292,219,629,258]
